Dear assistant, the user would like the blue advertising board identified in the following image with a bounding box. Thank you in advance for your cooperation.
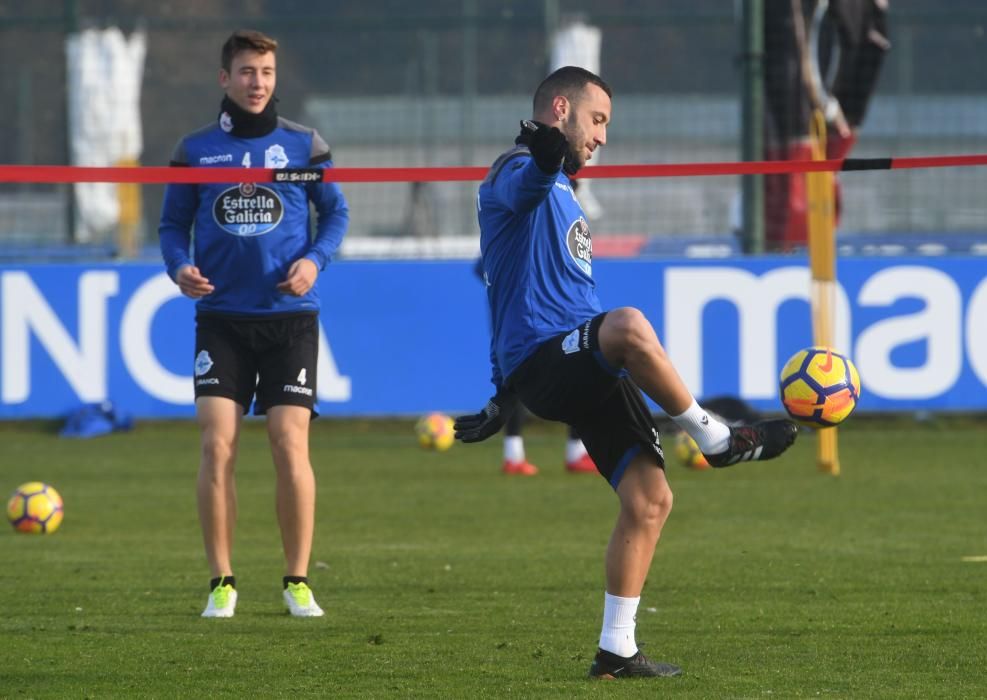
[0,256,984,418]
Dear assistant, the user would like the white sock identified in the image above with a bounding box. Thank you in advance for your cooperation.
[504,436,525,463]
[565,439,586,463]
[599,592,640,657]
[671,399,731,454]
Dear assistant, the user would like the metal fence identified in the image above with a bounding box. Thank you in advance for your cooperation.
[1,1,985,257]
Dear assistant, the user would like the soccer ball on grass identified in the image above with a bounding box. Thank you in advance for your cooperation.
[673,431,710,470]
[7,482,64,534]
[779,346,860,428]
[415,412,455,451]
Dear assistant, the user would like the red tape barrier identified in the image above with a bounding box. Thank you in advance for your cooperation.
[1,153,986,184]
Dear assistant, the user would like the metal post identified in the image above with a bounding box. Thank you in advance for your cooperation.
[461,0,478,236]
[64,0,78,243]
[461,0,477,167]
[544,0,560,68]
[740,0,765,254]
[17,68,33,166]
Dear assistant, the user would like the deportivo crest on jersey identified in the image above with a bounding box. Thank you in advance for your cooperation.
[567,217,592,275]
[194,350,214,376]
[212,183,284,237]
[264,144,289,168]
[562,318,594,355]
[219,112,233,133]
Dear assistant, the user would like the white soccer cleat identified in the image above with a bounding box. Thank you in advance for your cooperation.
[201,584,237,618]
[283,581,324,617]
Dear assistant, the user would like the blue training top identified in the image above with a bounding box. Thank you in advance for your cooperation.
[477,144,601,389]
[158,115,349,316]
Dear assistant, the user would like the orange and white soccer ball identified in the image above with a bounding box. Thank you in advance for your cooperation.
[415,412,455,451]
[780,346,861,428]
[7,482,64,534]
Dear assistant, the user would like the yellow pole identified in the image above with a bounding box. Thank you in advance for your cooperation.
[116,157,142,259]
[807,110,840,475]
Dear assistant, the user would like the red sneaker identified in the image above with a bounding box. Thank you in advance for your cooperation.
[503,459,539,476]
[565,453,597,473]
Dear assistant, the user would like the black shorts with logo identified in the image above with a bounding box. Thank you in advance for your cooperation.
[507,312,664,489]
[193,312,319,416]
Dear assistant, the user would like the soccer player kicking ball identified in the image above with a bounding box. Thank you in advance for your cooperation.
[456,66,798,679]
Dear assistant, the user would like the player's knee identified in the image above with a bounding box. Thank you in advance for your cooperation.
[269,433,303,462]
[650,482,674,523]
[604,307,659,357]
[199,435,236,473]
[625,481,673,529]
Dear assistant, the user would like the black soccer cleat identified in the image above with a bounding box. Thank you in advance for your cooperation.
[588,648,683,680]
[703,419,798,468]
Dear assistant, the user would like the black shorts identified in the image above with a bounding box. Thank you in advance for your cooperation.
[193,313,319,416]
[507,312,664,488]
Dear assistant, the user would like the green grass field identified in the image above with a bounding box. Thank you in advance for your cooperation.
[1,417,985,698]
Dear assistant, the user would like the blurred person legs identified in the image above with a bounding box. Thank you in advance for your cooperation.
[763,0,813,251]
[822,0,890,224]
[763,0,889,249]
[503,409,538,475]
[502,410,597,475]
[565,425,597,473]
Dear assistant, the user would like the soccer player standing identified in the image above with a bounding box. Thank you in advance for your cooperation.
[158,30,349,618]
[456,66,798,678]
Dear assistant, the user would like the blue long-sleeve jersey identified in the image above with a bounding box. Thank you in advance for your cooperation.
[477,144,601,388]
[158,116,349,316]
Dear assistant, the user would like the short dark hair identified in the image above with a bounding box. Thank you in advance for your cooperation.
[221,30,278,72]
[533,66,612,114]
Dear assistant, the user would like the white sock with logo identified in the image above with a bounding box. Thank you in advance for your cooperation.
[671,399,731,454]
[504,436,525,463]
[599,592,640,658]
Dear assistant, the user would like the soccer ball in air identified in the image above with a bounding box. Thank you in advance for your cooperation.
[6,482,64,534]
[415,413,455,452]
[779,346,861,428]
[673,431,710,470]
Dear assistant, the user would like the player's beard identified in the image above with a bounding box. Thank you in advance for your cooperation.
[560,115,584,176]
[562,144,583,176]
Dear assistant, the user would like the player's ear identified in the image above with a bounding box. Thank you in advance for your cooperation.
[218,68,230,89]
[551,96,570,125]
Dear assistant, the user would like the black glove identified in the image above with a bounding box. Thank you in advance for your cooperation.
[454,388,520,443]
[521,119,567,175]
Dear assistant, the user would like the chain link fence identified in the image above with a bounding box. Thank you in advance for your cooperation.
[1,1,985,257]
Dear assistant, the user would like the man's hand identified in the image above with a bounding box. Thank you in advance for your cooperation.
[454,388,519,443]
[277,258,319,296]
[175,265,214,299]
[521,120,567,175]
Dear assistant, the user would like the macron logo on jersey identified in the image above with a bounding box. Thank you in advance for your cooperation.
[199,154,233,165]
